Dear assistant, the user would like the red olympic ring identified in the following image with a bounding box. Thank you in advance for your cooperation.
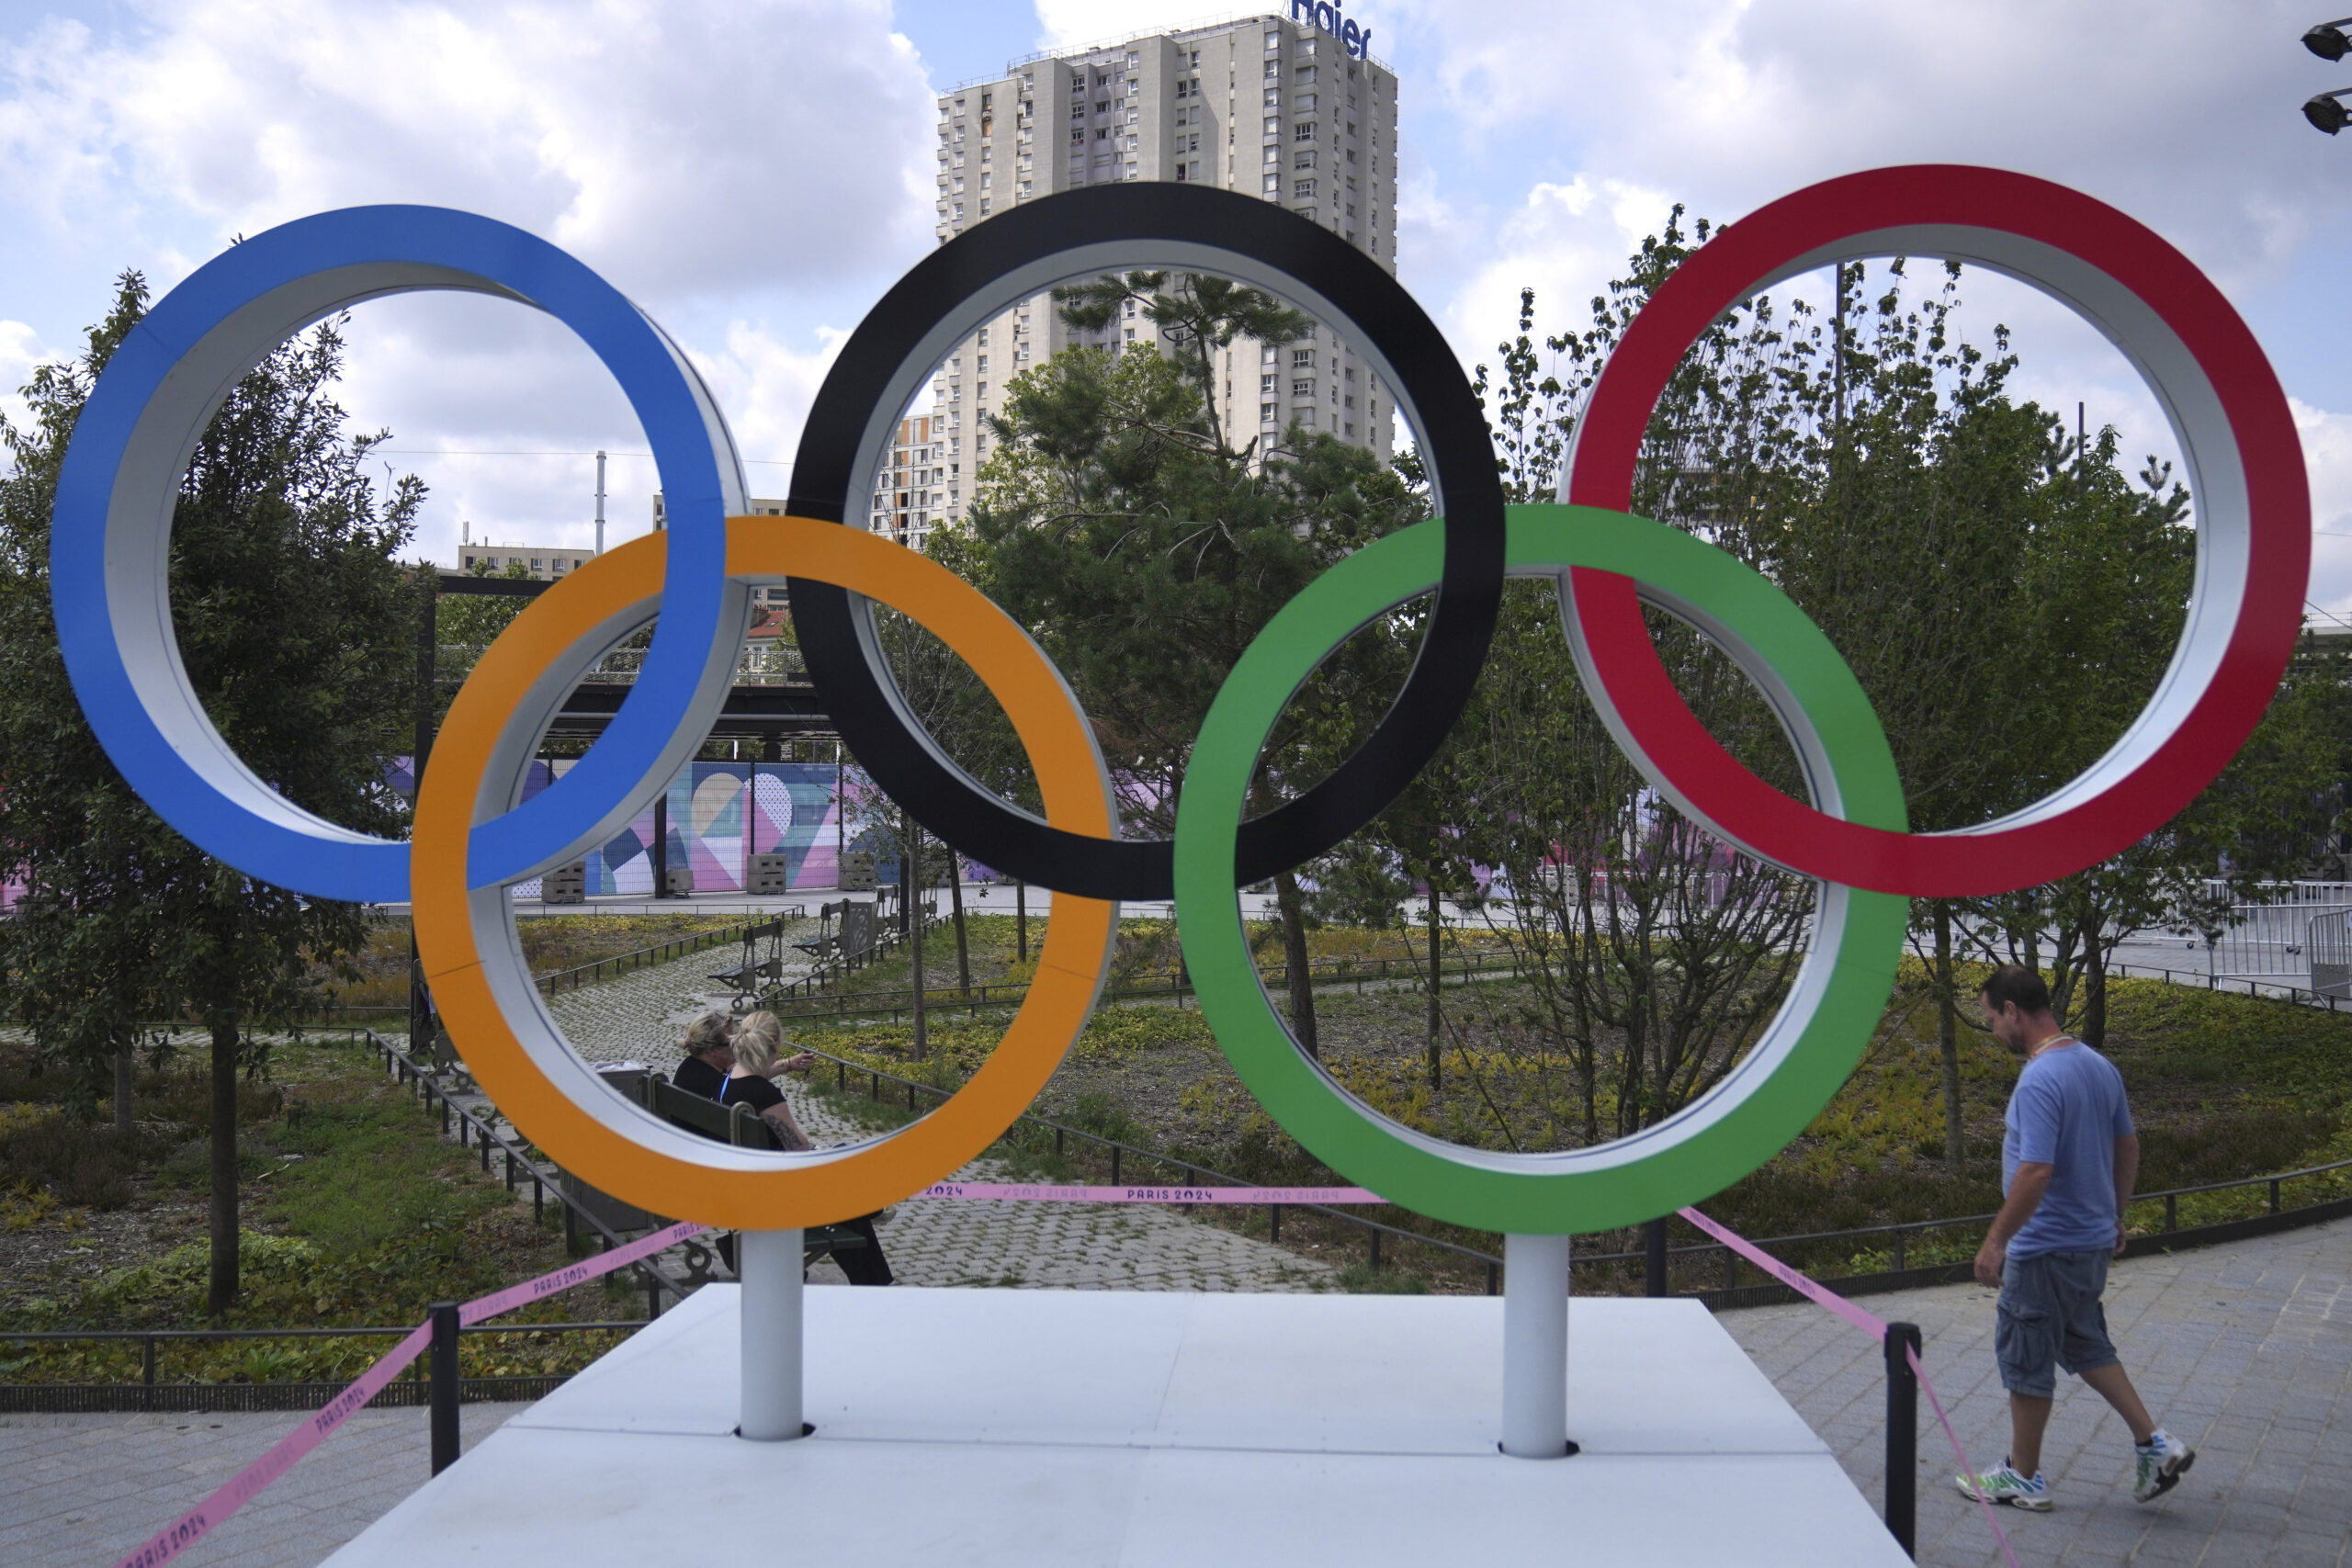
[1562,165,2309,897]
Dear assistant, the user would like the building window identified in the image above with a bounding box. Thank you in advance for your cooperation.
[1293,378,1314,396]
[1294,122,1317,141]
[1293,348,1314,367]
[1295,407,1317,426]
[1261,401,1279,423]
[1264,88,1280,107]
[1297,94,1317,111]
[1295,148,1317,168]
[1294,179,1315,197]
[1264,28,1280,49]
[1261,373,1276,392]
[1263,173,1280,194]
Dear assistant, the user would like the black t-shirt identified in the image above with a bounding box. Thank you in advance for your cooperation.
[673,1055,727,1100]
[717,1072,784,1113]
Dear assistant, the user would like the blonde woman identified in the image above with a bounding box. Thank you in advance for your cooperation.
[727,1012,894,1287]
[719,1011,815,1152]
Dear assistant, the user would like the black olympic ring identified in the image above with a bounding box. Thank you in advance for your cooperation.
[786,183,1505,902]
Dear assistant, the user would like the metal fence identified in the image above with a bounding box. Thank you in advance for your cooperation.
[0,1322,642,1413]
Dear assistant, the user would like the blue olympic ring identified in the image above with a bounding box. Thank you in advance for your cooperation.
[50,207,748,903]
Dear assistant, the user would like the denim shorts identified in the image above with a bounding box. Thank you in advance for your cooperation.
[1996,1248,2120,1398]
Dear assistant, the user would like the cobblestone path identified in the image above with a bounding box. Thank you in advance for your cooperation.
[1727,1216,2352,1566]
[13,1224,2345,1568]
[540,915,822,1068]
[447,942,1333,1295]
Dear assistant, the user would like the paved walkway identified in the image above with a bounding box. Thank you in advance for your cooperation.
[5,1224,2343,1567]
[0,1402,530,1568]
[1727,1217,2352,1566]
[540,915,823,1070]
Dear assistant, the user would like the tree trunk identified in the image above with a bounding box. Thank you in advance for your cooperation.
[949,857,971,996]
[113,1044,135,1136]
[208,1017,240,1315]
[1016,881,1028,965]
[1935,904,1964,1170]
[2082,934,2107,1048]
[1425,884,1442,1090]
[1273,870,1317,1057]
[909,828,928,1060]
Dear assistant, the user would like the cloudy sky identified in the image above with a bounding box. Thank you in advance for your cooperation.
[5,0,2351,617]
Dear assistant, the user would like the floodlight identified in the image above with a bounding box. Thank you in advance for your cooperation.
[2306,87,2352,132]
[2306,18,2352,60]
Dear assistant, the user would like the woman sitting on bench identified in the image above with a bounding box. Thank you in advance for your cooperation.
[724,1012,894,1287]
[719,1011,816,1151]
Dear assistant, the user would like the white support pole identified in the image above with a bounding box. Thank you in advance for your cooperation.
[739,1227,805,1440]
[1500,1233,1572,1458]
[594,449,607,557]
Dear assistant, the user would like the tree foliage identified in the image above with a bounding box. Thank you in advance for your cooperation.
[957,276,1428,1052]
[0,272,421,1308]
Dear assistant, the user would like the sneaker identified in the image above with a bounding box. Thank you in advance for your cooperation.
[2133,1431,2196,1503]
[1956,1462,2052,1511]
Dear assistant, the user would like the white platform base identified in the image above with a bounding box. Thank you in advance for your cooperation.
[324,1287,1907,1567]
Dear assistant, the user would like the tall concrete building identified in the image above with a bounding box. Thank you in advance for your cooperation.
[925,8,1400,529]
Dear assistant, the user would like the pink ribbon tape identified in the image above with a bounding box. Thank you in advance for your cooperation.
[112,1220,708,1568]
[1679,1206,2019,1568]
[915,1182,1382,1203]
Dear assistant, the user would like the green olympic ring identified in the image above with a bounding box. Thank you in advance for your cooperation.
[1172,504,1911,1234]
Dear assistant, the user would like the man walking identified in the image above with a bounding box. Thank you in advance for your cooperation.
[1956,965,2195,1511]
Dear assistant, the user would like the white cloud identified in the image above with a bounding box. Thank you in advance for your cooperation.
[692,319,856,499]
[2293,396,2352,621]
[1031,1,1228,51]
[0,0,950,565]
[1389,0,2331,283]
[0,319,56,434]
[0,0,938,299]
[1433,175,1669,371]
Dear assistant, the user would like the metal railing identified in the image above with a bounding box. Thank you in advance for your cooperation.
[2108,958,2352,1010]
[1576,1150,2352,1297]
[801,1043,1509,1289]
[0,1321,645,1412]
[763,943,1526,1022]
[359,1029,698,1314]
[801,1043,2352,1303]
[529,914,805,997]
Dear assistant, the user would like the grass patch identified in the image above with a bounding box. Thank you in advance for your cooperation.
[0,1033,652,1384]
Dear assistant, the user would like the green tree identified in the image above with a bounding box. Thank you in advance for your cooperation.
[1456,217,2339,1165]
[965,278,1424,1053]
[0,274,421,1312]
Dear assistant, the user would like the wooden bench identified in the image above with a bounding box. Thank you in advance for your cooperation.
[641,1076,867,1271]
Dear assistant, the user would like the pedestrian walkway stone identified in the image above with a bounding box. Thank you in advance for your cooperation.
[435,944,1335,1295]
[6,1224,2344,1566]
[1722,1217,2352,1566]
[0,1403,528,1568]
[540,915,823,1069]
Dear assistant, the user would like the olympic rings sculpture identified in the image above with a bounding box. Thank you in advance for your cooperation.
[49,167,2306,1235]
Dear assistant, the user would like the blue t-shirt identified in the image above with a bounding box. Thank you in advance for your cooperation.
[2003,1041,2135,1259]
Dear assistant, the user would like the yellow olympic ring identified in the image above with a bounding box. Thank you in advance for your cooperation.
[413,517,1118,1230]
